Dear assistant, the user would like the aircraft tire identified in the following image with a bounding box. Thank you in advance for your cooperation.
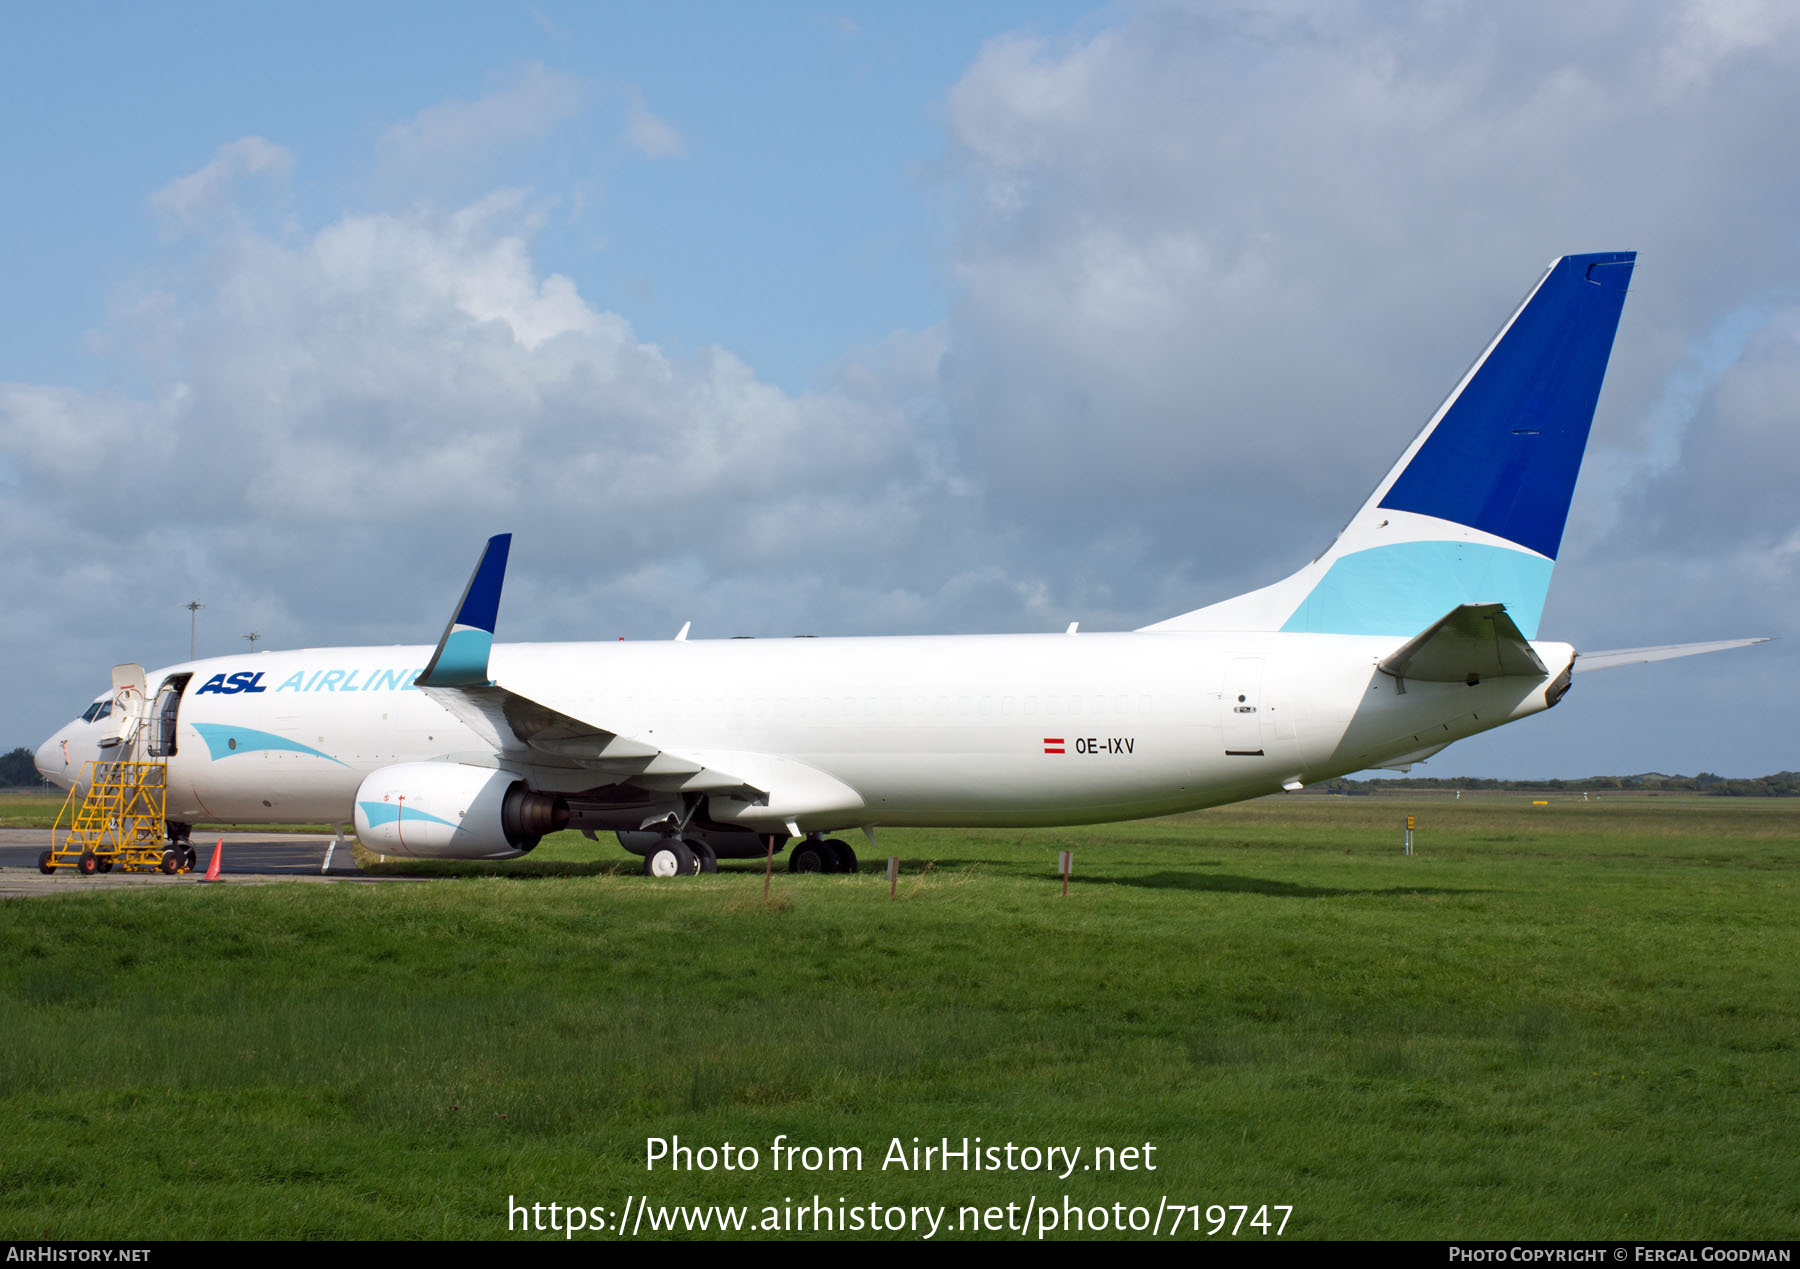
[159,850,181,875]
[77,851,99,876]
[825,839,858,874]
[687,839,718,873]
[788,840,829,873]
[37,850,55,875]
[644,839,697,878]
[183,845,199,871]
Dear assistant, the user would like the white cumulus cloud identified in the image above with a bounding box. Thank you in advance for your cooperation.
[378,62,585,183]
[149,136,293,234]
[621,88,686,159]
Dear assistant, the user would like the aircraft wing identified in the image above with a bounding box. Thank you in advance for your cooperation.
[1573,638,1770,673]
[414,535,768,800]
[1378,603,1547,686]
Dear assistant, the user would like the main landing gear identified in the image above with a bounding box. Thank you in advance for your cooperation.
[636,831,858,876]
[788,834,858,875]
[641,836,720,877]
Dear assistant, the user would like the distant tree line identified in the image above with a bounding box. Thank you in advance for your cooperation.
[1315,772,1800,797]
[0,747,41,787]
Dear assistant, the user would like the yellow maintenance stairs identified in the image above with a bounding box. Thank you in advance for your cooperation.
[40,760,189,875]
[38,664,194,876]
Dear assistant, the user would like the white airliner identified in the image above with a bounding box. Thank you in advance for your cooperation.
[35,251,1765,876]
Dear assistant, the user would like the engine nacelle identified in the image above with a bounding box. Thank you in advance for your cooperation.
[353,762,568,859]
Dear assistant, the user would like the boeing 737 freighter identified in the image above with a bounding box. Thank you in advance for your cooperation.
[34,252,1765,876]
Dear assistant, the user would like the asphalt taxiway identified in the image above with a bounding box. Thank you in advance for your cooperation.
[0,828,410,897]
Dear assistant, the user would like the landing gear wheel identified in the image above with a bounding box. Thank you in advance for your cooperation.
[99,859,114,873]
[37,850,55,875]
[644,839,698,877]
[183,845,198,871]
[77,851,99,876]
[788,839,830,873]
[825,838,858,874]
[159,850,181,875]
[687,839,718,873]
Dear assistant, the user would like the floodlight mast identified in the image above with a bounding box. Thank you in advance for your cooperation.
[185,600,204,660]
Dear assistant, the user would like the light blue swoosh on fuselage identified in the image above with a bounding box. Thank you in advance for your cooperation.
[190,722,347,766]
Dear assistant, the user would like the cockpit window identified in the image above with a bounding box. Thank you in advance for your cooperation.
[96,701,112,720]
[81,702,104,722]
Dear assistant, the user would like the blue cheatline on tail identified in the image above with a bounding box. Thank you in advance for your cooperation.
[1280,540,1557,641]
[1143,251,1635,640]
[416,532,511,688]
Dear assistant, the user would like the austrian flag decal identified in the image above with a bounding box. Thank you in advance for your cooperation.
[1043,738,1064,755]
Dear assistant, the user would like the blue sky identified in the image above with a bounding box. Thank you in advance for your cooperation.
[3,1,1797,780]
[2,3,1094,393]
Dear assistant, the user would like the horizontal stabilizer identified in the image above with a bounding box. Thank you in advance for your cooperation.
[1574,638,1770,674]
[1379,603,1547,685]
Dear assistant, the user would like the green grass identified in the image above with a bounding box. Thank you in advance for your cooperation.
[0,793,74,828]
[0,791,335,834]
[1,794,1794,1240]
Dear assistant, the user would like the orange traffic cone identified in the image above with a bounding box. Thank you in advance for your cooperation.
[199,837,225,883]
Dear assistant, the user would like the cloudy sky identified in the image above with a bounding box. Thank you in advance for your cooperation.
[3,1,1795,779]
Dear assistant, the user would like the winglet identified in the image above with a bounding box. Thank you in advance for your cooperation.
[417,534,512,688]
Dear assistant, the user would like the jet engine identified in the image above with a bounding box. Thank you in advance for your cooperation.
[353,762,568,859]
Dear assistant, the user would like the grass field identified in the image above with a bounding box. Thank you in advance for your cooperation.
[1,793,1794,1240]
[0,793,77,829]
[0,792,333,835]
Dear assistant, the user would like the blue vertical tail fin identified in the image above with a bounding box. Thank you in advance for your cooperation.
[1143,251,1635,638]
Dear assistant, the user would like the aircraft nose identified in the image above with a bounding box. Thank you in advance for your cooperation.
[34,734,65,782]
